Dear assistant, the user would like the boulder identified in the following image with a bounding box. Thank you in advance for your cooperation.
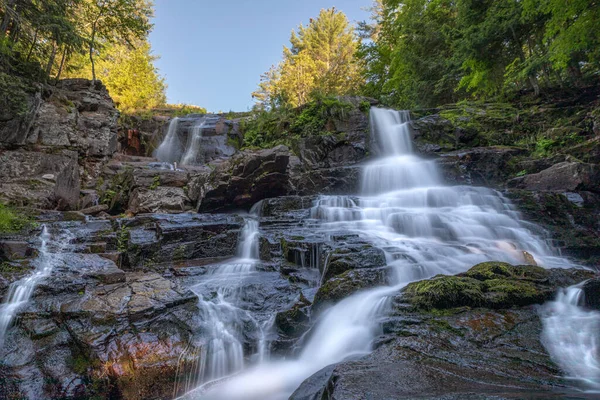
[583,279,600,310]
[0,149,80,209]
[196,145,291,212]
[313,268,388,313]
[508,162,600,193]
[322,245,387,282]
[403,261,594,310]
[128,187,192,214]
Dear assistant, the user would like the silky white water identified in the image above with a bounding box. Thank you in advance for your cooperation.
[183,107,585,399]
[541,286,600,391]
[155,117,181,163]
[183,215,267,390]
[0,226,71,346]
[181,119,208,166]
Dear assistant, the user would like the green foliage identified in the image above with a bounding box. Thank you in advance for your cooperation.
[241,96,353,148]
[0,71,31,118]
[116,225,130,252]
[361,0,600,109]
[0,0,163,112]
[253,8,364,109]
[149,175,160,190]
[0,203,33,233]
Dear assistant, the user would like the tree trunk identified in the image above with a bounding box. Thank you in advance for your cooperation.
[0,0,16,36]
[56,48,67,82]
[26,28,38,61]
[46,43,57,77]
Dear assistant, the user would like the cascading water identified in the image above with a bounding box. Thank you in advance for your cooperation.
[541,286,600,391]
[0,226,71,346]
[180,214,268,392]
[184,107,582,399]
[181,118,208,166]
[155,117,181,164]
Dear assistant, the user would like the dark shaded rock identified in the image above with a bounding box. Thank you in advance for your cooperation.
[289,364,336,400]
[0,150,80,209]
[290,164,362,196]
[275,293,312,338]
[506,190,600,267]
[583,278,600,310]
[438,147,526,187]
[258,196,316,217]
[403,262,594,310]
[293,134,366,170]
[196,145,291,212]
[508,162,600,193]
[323,245,387,282]
[79,204,109,215]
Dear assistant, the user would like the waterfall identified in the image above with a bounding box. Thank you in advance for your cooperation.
[183,107,578,400]
[0,226,71,346]
[181,118,208,166]
[541,286,600,391]
[184,215,264,389]
[155,117,181,164]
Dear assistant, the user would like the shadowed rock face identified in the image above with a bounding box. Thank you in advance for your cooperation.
[508,161,600,193]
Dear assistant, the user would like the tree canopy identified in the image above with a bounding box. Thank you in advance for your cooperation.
[253,8,364,109]
[360,0,600,109]
[0,0,166,112]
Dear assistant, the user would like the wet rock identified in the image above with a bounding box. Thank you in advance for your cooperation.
[275,293,312,338]
[128,187,192,214]
[506,190,600,267]
[292,133,366,170]
[79,204,109,215]
[313,268,388,313]
[290,164,362,196]
[289,364,336,400]
[323,245,387,282]
[582,279,600,310]
[508,161,600,193]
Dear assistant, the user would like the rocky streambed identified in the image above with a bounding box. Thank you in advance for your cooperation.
[1,80,600,399]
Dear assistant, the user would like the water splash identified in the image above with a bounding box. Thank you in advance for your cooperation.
[541,286,600,391]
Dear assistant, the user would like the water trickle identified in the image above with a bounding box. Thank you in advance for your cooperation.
[182,214,265,389]
[541,286,600,391]
[0,226,71,346]
[184,107,578,400]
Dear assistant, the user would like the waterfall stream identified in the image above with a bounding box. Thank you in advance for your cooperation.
[181,107,593,399]
[0,226,71,346]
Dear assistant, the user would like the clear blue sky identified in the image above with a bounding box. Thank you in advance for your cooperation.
[149,0,370,112]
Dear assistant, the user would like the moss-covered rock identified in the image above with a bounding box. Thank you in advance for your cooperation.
[403,261,594,310]
[313,268,388,313]
[403,275,485,309]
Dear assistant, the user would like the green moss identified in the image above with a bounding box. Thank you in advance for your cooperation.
[149,175,160,190]
[464,261,514,281]
[404,275,484,309]
[0,204,35,233]
[116,225,130,252]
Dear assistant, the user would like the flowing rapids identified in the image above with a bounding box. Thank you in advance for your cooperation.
[181,107,592,399]
[0,226,72,346]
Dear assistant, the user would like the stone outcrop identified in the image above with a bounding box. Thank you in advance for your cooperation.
[194,145,291,212]
[508,161,600,193]
[0,79,119,210]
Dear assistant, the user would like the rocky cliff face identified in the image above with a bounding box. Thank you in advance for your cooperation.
[0,79,119,210]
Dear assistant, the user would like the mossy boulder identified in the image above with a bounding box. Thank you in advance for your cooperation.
[313,268,388,313]
[403,261,595,310]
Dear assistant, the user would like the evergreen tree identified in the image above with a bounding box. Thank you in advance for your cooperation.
[254,8,363,108]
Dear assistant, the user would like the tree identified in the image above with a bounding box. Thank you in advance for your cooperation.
[254,8,364,108]
[81,0,152,82]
